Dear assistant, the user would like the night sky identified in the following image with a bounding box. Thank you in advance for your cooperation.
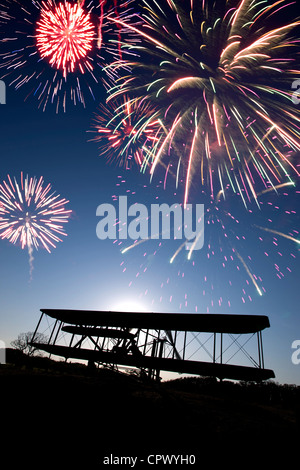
[0,0,299,385]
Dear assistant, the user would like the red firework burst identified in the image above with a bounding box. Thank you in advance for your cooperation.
[35,1,96,78]
[90,96,161,168]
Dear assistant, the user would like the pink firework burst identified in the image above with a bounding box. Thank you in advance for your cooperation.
[0,172,72,278]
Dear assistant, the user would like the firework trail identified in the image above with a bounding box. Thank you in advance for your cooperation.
[89,94,162,168]
[106,0,300,205]
[0,0,133,111]
[79,0,129,56]
[0,172,72,279]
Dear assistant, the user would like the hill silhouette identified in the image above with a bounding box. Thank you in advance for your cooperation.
[1,349,299,466]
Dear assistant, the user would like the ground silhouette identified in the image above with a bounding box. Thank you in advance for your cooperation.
[1,349,299,466]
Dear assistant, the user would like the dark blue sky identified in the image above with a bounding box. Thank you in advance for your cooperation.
[0,0,300,385]
[0,83,299,384]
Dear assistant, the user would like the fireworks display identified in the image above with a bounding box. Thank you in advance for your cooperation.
[106,0,300,206]
[90,95,162,168]
[0,0,299,314]
[0,173,72,277]
[0,0,132,111]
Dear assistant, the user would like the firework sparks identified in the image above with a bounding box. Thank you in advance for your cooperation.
[89,95,161,168]
[35,1,95,78]
[0,0,132,111]
[0,173,72,278]
[107,0,300,204]
[112,173,299,311]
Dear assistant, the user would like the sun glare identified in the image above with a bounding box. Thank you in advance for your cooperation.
[111,300,149,313]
